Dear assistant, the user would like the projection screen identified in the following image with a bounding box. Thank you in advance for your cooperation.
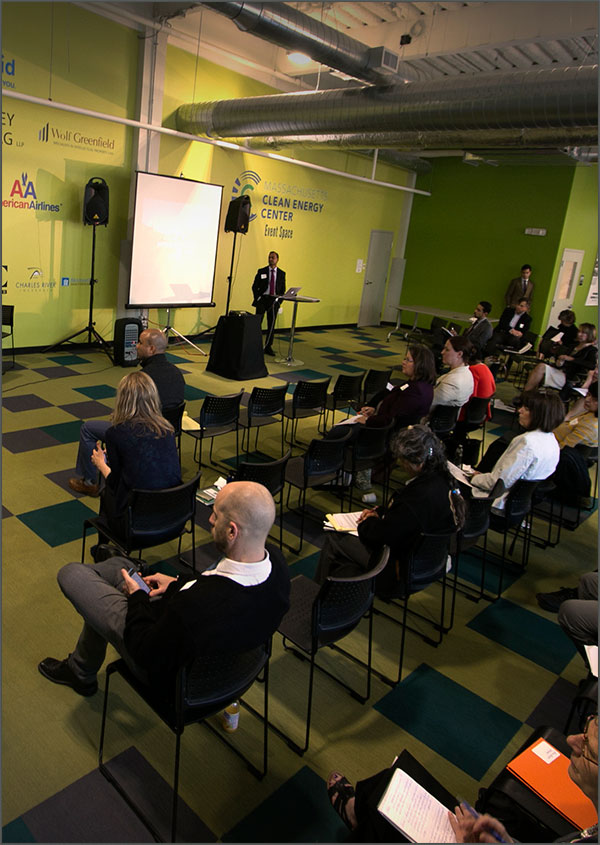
[127,172,223,308]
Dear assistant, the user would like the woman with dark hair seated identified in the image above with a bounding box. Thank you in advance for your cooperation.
[91,370,181,540]
[538,309,578,358]
[470,390,564,511]
[315,424,466,596]
[524,323,597,393]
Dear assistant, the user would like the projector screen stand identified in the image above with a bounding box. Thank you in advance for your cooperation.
[161,309,207,356]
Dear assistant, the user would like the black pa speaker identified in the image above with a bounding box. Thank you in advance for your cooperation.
[224,195,251,234]
[83,177,109,226]
[113,317,142,367]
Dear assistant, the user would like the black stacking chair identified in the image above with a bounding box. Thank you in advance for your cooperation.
[460,394,494,463]
[373,530,457,687]
[285,432,351,553]
[186,391,244,470]
[343,421,394,509]
[99,639,272,843]
[81,473,201,572]
[235,451,291,549]
[407,315,447,346]
[429,404,460,440]
[283,378,330,448]
[270,546,390,755]
[361,368,393,407]
[239,384,287,459]
[161,401,186,460]
[324,372,365,429]
[487,479,542,598]
[2,304,15,370]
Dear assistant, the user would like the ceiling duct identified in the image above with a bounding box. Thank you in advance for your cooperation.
[202,1,405,84]
[234,126,599,152]
[177,65,598,150]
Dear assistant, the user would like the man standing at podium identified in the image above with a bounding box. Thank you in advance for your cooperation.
[252,251,286,356]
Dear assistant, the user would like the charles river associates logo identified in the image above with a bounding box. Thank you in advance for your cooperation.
[1,263,58,294]
[3,172,61,213]
[38,120,116,154]
[231,170,260,223]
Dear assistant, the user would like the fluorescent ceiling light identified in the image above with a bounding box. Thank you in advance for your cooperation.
[287,51,312,66]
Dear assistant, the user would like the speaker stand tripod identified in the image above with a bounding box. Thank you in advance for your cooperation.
[197,229,239,338]
[161,308,207,356]
[45,224,114,363]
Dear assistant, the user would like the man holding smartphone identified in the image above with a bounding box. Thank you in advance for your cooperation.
[38,482,290,695]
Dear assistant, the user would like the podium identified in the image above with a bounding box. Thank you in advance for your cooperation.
[275,294,320,367]
[206,313,267,380]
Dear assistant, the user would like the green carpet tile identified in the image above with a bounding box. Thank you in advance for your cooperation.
[374,663,523,780]
[466,597,577,674]
[2,325,596,842]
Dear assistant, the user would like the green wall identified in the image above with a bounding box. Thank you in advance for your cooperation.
[2,3,138,347]
[402,157,586,334]
[546,163,598,329]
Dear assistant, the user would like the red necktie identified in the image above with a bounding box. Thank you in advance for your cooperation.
[269,269,275,295]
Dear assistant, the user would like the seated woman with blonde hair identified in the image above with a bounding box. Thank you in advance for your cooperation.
[91,370,181,541]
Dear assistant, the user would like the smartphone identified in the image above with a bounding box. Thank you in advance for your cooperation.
[126,566,151,593]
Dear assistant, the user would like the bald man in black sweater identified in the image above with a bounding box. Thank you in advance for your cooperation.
[38,482,290,695]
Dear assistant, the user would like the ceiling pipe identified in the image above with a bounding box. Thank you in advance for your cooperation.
[235,125,599,152]
[176,65,597,148]
[202,1,408,84]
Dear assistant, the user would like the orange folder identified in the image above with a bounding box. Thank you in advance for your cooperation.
[507,737,597,831]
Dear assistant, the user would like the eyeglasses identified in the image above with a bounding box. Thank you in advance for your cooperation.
[581,714,598,766]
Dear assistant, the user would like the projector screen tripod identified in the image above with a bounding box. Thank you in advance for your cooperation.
[46,223,114,362]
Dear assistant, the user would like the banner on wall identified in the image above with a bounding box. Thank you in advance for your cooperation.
[585,255,598,307]
[229,168,329,243]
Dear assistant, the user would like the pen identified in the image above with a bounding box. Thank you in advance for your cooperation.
[457,799,507,843]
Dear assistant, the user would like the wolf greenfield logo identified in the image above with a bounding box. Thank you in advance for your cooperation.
[231,170,260,223]
[39,122,49,142]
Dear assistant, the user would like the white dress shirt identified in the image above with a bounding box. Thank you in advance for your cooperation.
[179,551,272,591]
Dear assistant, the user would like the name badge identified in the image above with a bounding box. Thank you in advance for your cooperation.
[261,273,267,279]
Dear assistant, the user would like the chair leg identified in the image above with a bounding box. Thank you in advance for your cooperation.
[171,732,182,843]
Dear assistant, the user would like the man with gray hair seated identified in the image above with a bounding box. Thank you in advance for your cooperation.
[68,328,185,497]
[38,481,291,695]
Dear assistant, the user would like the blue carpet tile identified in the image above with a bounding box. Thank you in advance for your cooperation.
[165,352,192,364]
[2,429,62,453]
[223,765,347,843]
[74,384,116,400]
[466,598,577,674]
[47,355,92,365]
[18,499,99,547]
[2,394,52,412]
[288,551,320,579]
[374,663,521,780]
[2,817,36,843]
[39,421,87,444]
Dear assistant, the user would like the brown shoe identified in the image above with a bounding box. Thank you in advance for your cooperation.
[68,477,100,497]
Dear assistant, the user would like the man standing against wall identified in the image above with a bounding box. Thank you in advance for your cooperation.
[505,264,534,306]
[252,251,286,356]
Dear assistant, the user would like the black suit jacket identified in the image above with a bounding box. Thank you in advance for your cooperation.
[252,265,286,306]
[497,307,532,335]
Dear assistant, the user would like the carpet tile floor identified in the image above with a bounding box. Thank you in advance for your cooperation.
[2,325,596,842]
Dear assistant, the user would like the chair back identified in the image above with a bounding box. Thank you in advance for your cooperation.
[406,531,454,594]
[161,401,186,435]
[2,304,14,329]
[502,479,541,527]
[126,473,201,547]
[199,391,243,429]
[179,640,271,719]
[346,421,393,468]
[429,404,460,437]
[331,372,365,403]
[315,546,390,645]
[247,384,288,422]
[304,432,351,481]
[362,369,393,405]
[575,442,598,467]
[464,395,493,426]
[291,378,330,412]
[430,316,448,332]
[235,451,290,497]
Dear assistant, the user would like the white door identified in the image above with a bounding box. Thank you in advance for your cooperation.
[357,230,394,327]
[547,248,585,327]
